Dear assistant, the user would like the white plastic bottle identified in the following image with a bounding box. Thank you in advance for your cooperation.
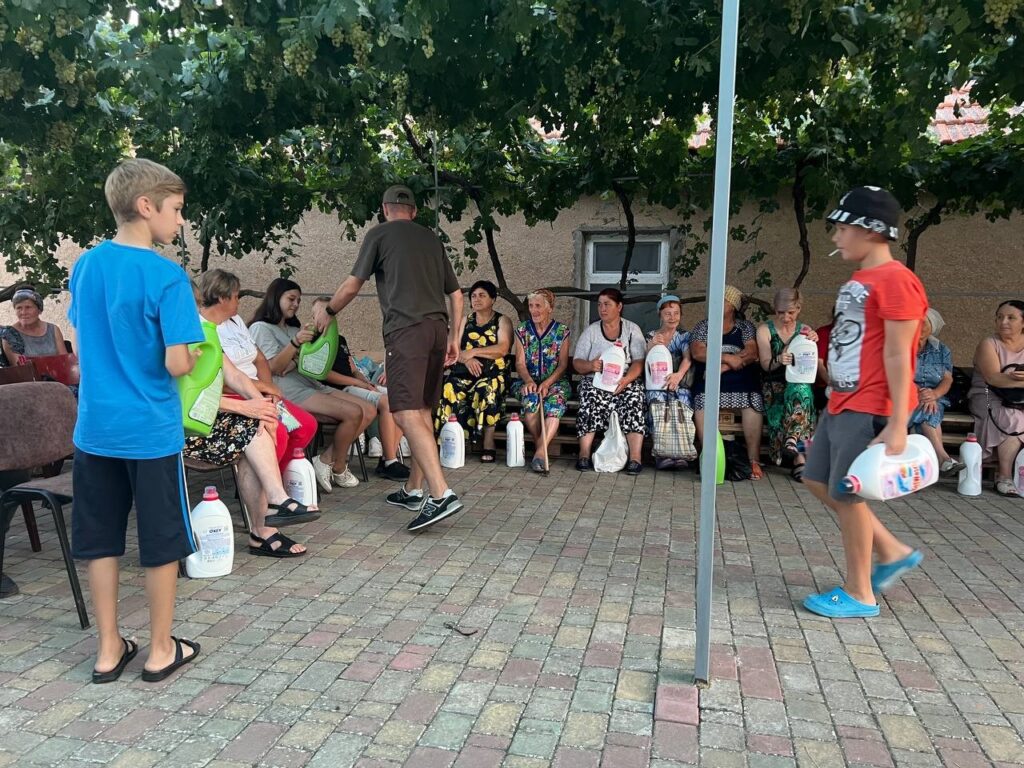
[1014,447,1024,496]
[594,342,627,393]
[645,344,673,391]
[838,434,939,501]
[958,434,983,497]
[439,416,466,469]
[282,447,318,508]
[505,413,526,467]
[786,334,818,384]
[185,486,234,579]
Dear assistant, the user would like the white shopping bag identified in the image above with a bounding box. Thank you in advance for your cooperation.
[593,411,628,473]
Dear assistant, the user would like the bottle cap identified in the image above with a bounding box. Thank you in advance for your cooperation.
[448,415,459,422]
[838,476,859,494]
[203,486,219,501]
[293,447,306,458]
[510,413,520,421]
[966,433,977,442]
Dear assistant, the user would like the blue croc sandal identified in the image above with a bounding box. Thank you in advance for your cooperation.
[871,549,923,593]
[803,587,880,618]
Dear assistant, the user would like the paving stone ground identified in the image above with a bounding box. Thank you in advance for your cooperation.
[1,461,1023,767]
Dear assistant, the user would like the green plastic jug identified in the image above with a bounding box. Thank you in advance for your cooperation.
[701,430,727,485]
[178,319,224,437]
[298,319,339,380]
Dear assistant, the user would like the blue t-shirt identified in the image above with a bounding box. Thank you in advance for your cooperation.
[68,241,203,459]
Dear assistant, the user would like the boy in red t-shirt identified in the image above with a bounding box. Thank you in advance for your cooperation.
[802,187,929,618]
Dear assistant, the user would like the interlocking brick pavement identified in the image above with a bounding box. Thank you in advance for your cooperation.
[1,462,1023,766]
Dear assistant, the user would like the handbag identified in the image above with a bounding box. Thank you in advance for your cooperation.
[650,400,698,460]
[986,364,1024,436]
[593,411,628,473]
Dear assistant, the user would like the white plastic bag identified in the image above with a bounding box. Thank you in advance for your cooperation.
[593,411,628,473]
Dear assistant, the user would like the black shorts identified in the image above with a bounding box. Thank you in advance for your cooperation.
[71,449,195,568]
[384,319,448,412]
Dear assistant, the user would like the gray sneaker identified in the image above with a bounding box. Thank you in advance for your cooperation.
[407,493,464,532]
[386,486,424,511]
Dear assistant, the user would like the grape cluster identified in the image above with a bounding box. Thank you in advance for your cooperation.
[347,24,371,67]
[329,25,345,47]
[984,0,1022,27]
[785,0,805,34]
[50,50,77,85]
[283,37,315,76]
[53,9,79,38]
[0,68,23,100]
[419,21,434,59]
[243,68,257,92]
[49,122,74,150]
[223,0,246,24]
[15,27,45,58]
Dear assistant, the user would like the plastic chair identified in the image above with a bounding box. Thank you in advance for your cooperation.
[0,382,89,629]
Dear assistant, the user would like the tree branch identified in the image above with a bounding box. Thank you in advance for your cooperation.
[612,180,637,292]
[792,158,812,288]
[903,199,944,273]
[0,282,35,304]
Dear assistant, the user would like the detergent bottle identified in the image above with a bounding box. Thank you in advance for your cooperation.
[700,432,727,485]
[185,486,234,579]
[439,416,466,469]
[645,344,673,391]
[837,435,938,501]
[957,434,983,497]
[594,342,627,393]
[298,319,339,380]
[179,319,224,437]
[506,413,526,467]
[1015,447,1024,496]
[786,334,818,384]
[282,447,318,508]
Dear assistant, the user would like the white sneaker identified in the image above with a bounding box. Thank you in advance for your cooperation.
[367,437,383,458]
[332,467,360,488]
[311,455,333,493]
[399,437,410,457]
[348,434,367,458]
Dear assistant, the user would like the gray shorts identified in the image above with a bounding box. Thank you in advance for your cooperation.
[803,410,887,502]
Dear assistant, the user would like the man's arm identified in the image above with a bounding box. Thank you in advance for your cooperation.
[314,276,366,331]
[445,289,465,365]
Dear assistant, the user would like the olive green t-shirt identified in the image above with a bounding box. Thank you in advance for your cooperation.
[351,220,460,337]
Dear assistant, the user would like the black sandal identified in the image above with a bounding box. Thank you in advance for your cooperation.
[249,531,306,558]
[265,497,321,527]
[141,637,200,683]
[480,449,497,463]
[92,637,138,684]
[791,464,805,483]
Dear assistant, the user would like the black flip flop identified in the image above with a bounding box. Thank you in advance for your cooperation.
[265,497,321,527]
[92,637,138,684]
[141,637,200,683]
[249,531,305,558]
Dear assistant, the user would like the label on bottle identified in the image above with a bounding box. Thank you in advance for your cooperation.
[189,369,224,427]
[601,362,623,388]
[301,344,330,377]
[649,361,669,389]
[880,461,932,500]
[197,524,232,564]
[793,349,817,376]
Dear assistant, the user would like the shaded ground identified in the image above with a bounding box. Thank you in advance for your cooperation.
[1,460,1022,767]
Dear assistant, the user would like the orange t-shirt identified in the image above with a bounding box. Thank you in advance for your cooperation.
[827,260,928,417]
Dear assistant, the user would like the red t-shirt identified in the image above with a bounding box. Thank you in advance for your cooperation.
[827,260,928,417]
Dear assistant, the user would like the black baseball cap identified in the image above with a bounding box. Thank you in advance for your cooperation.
[382,185,416,206]
[825,186,900,241]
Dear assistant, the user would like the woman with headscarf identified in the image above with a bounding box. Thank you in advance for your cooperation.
[909,308,963,476]
[690,285,765,478]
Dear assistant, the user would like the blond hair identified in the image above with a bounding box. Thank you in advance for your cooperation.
[773,287,802,312]
[104,158,186,226]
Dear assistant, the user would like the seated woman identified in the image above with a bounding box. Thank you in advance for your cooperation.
[691,285,764,479]
[755,288,817,481]
[434,280,513,463]
[249,278,376,493]
[184,355,319,558]
[1,288,69,364]
[310,296,409,481]
[0,325,25,367]
[572,288,648,475]
[909,308,964,476]
[646,294,694,470]
[968,300,1024,497]
[511,289,572,473]
[198,270,318,477]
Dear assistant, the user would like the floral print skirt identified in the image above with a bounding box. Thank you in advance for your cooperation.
[763,381,816,465]
[575,377,647,437]
[184,412,260,465]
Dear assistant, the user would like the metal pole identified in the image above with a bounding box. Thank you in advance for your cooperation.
[694,0,742,686]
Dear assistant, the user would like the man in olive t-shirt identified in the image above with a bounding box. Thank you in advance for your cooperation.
[314,185,465,533]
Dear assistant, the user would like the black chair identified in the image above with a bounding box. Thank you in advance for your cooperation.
[182,456,252,533]
[0,382,89,629]
[307,419,369,482]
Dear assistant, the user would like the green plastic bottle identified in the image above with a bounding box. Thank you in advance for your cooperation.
[178,319,224,437]
[298,318,339,380]
[715,431,727,485]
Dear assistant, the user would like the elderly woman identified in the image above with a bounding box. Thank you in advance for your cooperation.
[249,278,376,493]
[646,295,693,470]
[756,288,817,480]
[572,288,648,475]
[435,280,513,462]
[691,285,764,479]
[1,288,67,364]
[968,300,1024,496]
[511,289,572,472]
[909,308,964,476]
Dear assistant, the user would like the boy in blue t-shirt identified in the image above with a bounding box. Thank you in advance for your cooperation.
[69,158,204,683]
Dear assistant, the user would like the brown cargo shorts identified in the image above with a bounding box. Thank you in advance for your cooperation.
[384,319,448,412]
